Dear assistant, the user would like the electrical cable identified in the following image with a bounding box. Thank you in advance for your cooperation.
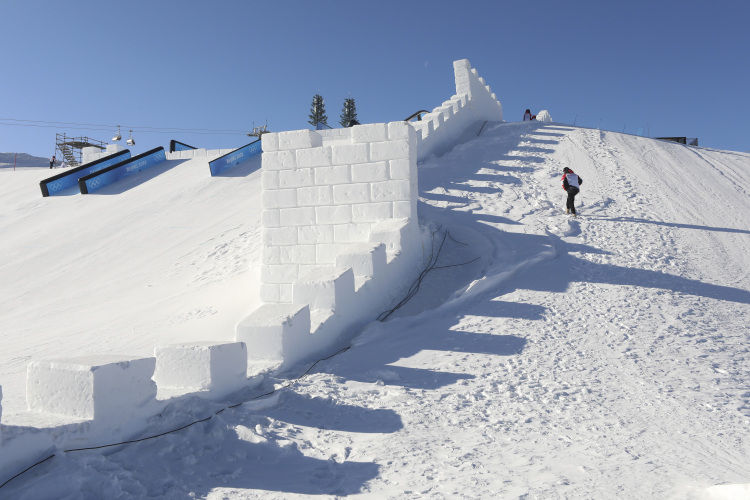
[0,117,250,135]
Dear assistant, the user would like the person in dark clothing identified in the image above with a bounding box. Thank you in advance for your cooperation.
[523,109,532,121]
[561,167,583,216]
[49,155,56,169]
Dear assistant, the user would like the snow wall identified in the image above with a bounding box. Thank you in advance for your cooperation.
[412,58,503,161]
[1,58,502,481]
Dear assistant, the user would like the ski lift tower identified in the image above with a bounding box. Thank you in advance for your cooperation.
[55,132,107,167]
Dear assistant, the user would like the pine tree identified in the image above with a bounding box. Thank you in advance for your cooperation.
[308,94,328,129]
[339,98,358,127]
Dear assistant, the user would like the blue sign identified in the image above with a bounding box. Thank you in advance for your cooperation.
[79,147,166,194]
[170,140,197,153]
[40,150,131,197]
[208,140,261,176]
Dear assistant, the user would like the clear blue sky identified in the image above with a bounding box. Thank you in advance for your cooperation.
[1,0,748,157]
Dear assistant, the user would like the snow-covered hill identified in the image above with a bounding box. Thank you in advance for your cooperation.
[0,152,50,169]
[1,122,749,498]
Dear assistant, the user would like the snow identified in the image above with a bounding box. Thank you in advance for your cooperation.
[1,120,750,497]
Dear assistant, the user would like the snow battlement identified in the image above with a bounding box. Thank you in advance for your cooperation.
[411,58,503,161]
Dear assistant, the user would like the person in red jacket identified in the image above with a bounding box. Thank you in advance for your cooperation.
[561,167,583,216]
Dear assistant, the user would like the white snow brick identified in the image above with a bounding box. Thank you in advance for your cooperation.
[297,185,333,206]
[294,267,355,311]
[315,244,347,264]
[259,284,293,303]
[388,158,411,180]
[333,183,370,205]
[262,209,280,228]
[334,223,371,243]
[278,245,316,264]
[279,207,316,226]
[314,165,350,185]
[296,146,332,168]
[277,130,322,150]
[278,168,313,189]
[370,140,410,161]
[26,355,157,420]
[261,132,279,152]
[351,123,387,143]
[388,121,412,140]
[262,188,297,209]
[370,218,416,255]
[298,224,334,244]
[153,342,247,398]
[336,243,387,278]
[261,264,299,284]
[316,205,352,224]
[371,179,411,202]
[236,304,311,362]
[262,171,279,189]
[351,161,388,182]
[352,202,393,222]
[263,227,297,246]
[331,143,368,164]
[263,246,280,265]
[393,200,412,219]
[263,150,296,171]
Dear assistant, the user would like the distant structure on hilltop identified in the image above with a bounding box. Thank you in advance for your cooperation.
[55,132,107,167]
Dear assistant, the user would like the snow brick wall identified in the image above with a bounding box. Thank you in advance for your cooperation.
[236,122,424,367]
[412,59,503,161]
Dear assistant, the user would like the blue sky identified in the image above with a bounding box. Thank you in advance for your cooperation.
[1,0,748,157]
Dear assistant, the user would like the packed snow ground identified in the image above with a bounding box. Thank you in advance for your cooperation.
[1,122,749,498]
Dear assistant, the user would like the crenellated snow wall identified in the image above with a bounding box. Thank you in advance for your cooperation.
[3,58,503,481]
[411,59,503,161]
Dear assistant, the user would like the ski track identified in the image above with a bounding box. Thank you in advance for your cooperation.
[4,123,750,498]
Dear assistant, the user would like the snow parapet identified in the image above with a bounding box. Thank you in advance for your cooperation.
[536,110,552,122]
[411,58,504,161]
[236,123,424,367]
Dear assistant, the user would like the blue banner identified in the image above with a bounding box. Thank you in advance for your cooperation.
[169,140,197,153]
[79,147,166,194]
[40,150,131,197]
[208,140,261,176]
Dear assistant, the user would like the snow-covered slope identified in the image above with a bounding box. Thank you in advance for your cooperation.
[2,123,749,498]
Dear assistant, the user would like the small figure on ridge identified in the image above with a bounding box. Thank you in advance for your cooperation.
[523,109,532,121]
[561,167,583,216]
[49,154,56,169]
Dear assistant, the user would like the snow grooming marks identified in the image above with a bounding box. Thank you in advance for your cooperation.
[39,149,130,196]
[412,59,503,161]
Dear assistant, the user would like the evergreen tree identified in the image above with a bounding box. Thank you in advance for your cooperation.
[339,98,358,127]
[308,94,328,129]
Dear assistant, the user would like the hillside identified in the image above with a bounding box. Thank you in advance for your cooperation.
[1,122,749,498]
[0,153,50,169]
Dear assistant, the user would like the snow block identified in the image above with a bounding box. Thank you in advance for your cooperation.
[369,218,417,257]
[336,243,387,278]
[26,355,157,421]
[294,267,355,311]
[537,109,552,122]
[153,341,247,398]
[278,130,322,151]
[236,304,311,362]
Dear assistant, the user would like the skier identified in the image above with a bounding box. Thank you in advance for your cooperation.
[523,109,532,121]
[49,155,56,169]
[561,167,583,216]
